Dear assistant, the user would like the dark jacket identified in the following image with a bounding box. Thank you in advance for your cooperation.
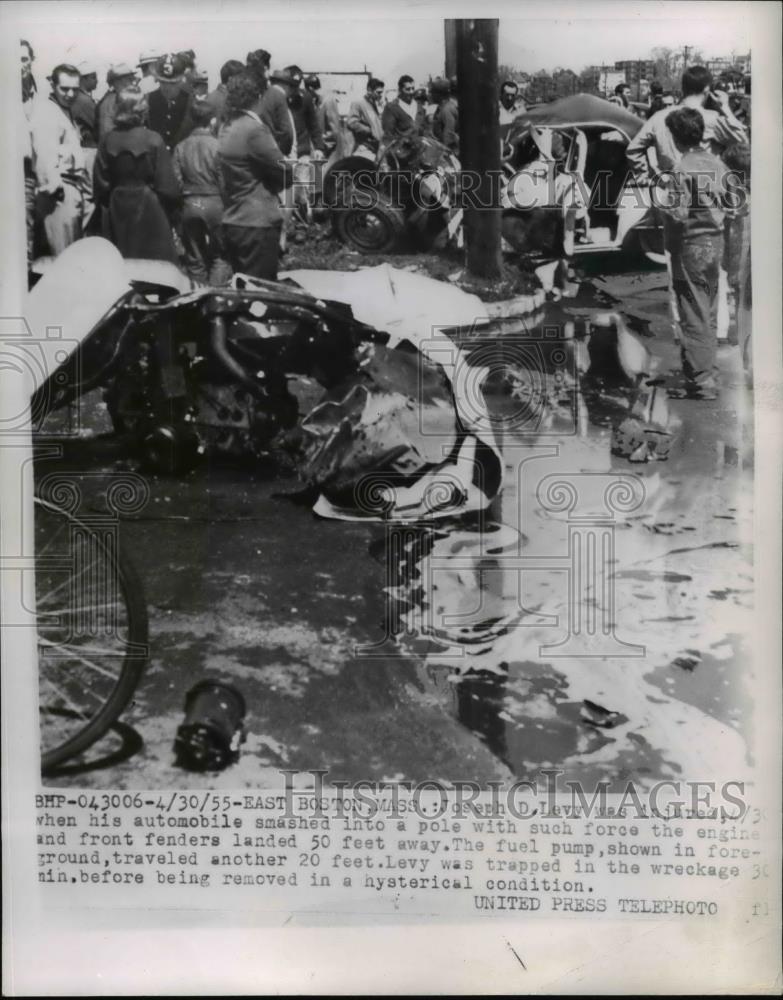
[71,90,98,148]
[259,85,294,156]
[96,90,119,140]
[93,124,182,262]
[433,97,459,152]
[290,90,324,156]
[172,127,222,196]
[148,88,194,150]
[218,111,292,227]
[381,97,425,141]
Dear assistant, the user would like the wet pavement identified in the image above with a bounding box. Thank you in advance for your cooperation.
[38,264,755,790]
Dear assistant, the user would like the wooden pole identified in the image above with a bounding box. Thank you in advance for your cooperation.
[444,21,458,80]
[454,18,502,281]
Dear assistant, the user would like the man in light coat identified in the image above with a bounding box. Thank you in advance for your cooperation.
[30,63,90,255]
[347,77,384,159]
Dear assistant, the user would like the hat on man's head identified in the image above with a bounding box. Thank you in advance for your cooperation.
[429,77,451,97]
[78,60,96,77]
[305,74,321,90]
[155,54,186,83]
[269,68,297,86]
[107,62,136,85]
[138,50,163,67]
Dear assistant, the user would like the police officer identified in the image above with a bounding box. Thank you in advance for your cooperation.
[147,54,195,150]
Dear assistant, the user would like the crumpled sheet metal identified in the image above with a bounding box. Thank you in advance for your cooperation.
[281,263,490,344]
[284,265,503,523]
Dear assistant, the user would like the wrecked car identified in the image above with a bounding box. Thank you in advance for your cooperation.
[30,239,502,523]
[501,93,665,262]
[322,133,461,253]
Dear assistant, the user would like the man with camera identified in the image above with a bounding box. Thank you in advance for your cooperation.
[626,65,746,182]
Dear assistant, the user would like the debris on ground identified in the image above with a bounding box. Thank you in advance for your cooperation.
[285,265,503,522]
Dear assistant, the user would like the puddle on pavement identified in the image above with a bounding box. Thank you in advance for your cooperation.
[371,290,754,788]
[37,278,756,789]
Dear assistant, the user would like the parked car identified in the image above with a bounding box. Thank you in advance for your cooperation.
[322,134,461,253]
[501,93,665,262]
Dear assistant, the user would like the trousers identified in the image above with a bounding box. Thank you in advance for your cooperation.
[43,182,87,256]
[671,236,723,386]
[182,194,231,286]
[223,223,283,281]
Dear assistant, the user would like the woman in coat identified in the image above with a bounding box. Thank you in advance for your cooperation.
[93,88,182,262]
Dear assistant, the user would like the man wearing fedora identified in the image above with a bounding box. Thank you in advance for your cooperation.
[148,54,195,150]
[138,50,162,96]
[97,62,137,139]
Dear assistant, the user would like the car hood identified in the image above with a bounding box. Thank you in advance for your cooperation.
[509,92,644,143]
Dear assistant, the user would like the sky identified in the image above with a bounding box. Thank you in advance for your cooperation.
[8,0,753,95]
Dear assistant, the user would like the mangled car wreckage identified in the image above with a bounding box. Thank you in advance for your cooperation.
[30,238,502,523]
[501,94,665,261]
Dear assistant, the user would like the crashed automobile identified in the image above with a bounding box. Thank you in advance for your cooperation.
[322,133,462,254]
[29,238,502,523]
[501,93,664,262]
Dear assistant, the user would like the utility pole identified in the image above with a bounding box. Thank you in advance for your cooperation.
[453,18,502,281]
[683,45,691,71]
[444,21,458,80]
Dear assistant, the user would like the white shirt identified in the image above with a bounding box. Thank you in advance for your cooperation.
[398,97,417,121]
[30,95,86,193]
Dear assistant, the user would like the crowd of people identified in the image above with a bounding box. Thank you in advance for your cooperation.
[19,41,479,283]
[625,65,750,398]
[20,39,750,399]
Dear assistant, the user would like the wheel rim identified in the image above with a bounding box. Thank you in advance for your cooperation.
[35,498,145,765]
[343,209,397,252]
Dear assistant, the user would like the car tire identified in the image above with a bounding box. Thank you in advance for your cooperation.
[333,192,406,253]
